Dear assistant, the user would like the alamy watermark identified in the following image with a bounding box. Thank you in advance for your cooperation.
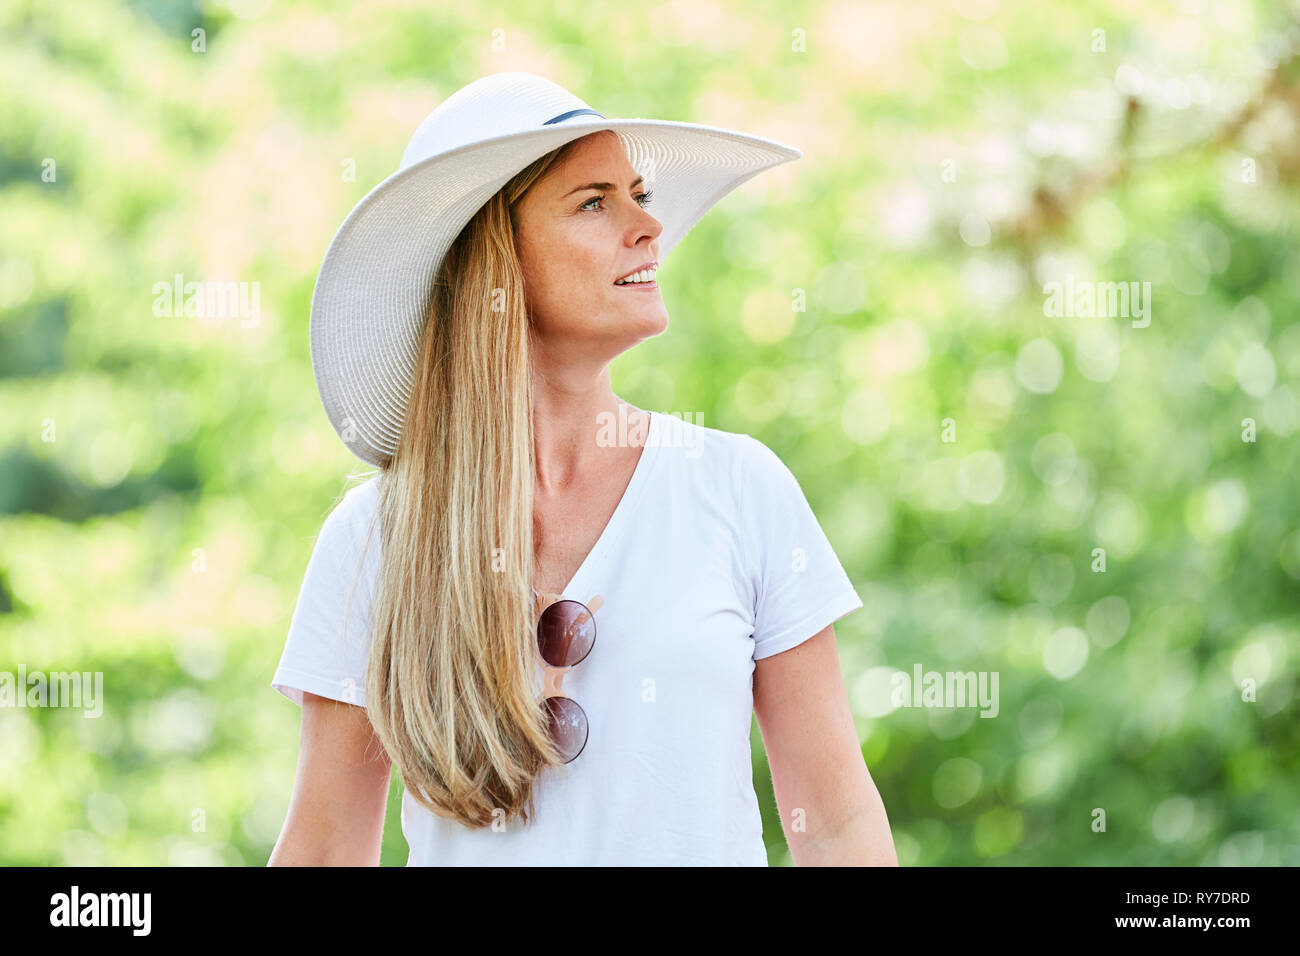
[891,664,1000,718]
[50,886,150,935]
[152,273,260,327]
[1043,274,1151,327]
[596,406,705,458]
[0,666,103,717]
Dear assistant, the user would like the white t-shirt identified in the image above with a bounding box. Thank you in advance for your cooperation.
[271,410,863,865]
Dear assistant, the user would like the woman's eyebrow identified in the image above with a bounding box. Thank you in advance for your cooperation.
[562,176,644,197]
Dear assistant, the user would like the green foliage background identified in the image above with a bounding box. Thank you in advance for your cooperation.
[1,0,1297,865]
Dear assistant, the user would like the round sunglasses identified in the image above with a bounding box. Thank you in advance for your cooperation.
[532,588,603,763]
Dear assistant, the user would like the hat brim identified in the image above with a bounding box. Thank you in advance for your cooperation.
[309,117,801,467]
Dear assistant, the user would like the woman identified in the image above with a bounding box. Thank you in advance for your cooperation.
[268,72,896,866]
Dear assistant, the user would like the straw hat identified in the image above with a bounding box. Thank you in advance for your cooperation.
[309,71,801,466]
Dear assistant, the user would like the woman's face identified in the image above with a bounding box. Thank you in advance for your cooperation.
[513,131,668,356]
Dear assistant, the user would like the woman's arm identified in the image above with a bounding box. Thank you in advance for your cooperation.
[268,691,393,866]
[753,624,898,866]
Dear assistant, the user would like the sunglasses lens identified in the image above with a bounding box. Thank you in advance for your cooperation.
[537,599,596,667]
[543,696,588,763]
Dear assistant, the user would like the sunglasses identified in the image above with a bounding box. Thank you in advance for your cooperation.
[531,588,603,763]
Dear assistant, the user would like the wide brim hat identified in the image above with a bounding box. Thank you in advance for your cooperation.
[309,71,802,466]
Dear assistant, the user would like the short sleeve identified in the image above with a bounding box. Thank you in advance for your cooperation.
[738,435,864,660]
[270,479,382,708]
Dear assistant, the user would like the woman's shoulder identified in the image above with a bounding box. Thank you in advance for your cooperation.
[652,416,798,516]
[314,474,383,551]
[723,428,806,505]
[653,413,757,467]
[339,473,382,509]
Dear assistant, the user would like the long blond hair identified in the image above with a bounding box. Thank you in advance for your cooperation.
[361,139,584,829]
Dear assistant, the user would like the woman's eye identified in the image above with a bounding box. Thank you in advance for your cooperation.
[580,191,655,212]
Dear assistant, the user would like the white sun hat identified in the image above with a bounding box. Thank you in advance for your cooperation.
[309,71,801,467]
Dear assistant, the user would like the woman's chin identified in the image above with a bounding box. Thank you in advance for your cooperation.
[632,305,669,338]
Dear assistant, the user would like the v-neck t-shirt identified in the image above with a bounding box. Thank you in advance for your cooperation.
[270,410,864,865]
